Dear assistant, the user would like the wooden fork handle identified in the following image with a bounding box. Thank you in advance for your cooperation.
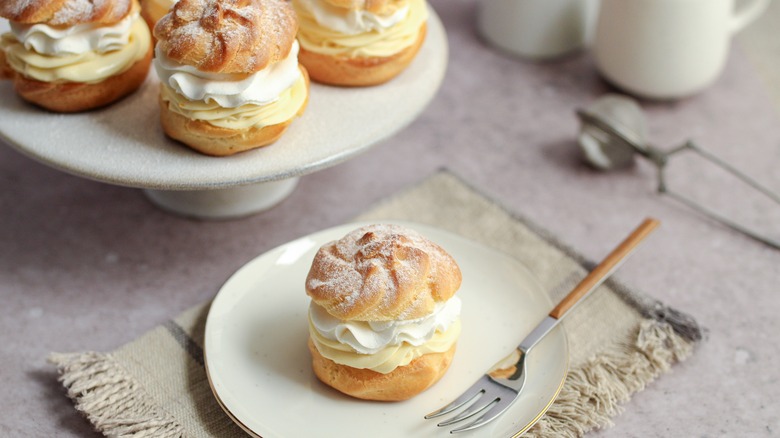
[548,218,660,320]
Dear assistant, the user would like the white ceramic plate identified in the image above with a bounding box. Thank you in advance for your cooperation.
[0,9,446,190]
[204,222,568,438]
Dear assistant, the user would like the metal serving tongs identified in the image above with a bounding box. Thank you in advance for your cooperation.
[576,94,780,251]
[426,218,659,433]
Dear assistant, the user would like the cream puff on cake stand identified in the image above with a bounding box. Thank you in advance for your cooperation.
[0,7,447,219]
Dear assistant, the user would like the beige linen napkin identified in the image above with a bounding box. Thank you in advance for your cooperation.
[51,170,702,437]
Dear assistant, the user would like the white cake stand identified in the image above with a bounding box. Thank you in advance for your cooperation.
[0,9,447,219]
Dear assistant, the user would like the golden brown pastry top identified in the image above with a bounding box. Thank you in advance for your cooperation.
[154,0,297,74]
[306,224,462,322]
[0,0,134,26]
[320,0,406,15]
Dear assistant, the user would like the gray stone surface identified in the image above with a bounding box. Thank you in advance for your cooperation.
[1,1,779,436]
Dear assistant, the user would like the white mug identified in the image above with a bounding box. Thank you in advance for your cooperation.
[477,0,600,60]
[593,0,769,99]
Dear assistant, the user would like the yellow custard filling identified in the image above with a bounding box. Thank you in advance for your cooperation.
[295,0,428,58]
[160,71,308,130]
[310,318,461,374]
[0,17,151,84]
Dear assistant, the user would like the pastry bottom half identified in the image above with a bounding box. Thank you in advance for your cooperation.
[299,24,426,87]
[2,45,153,113]
[308,336,455,402]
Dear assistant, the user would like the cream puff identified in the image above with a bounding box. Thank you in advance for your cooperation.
[293,0,428,86]
[306,224,462,401]
[0,0,152,112]
[154,0,309,156]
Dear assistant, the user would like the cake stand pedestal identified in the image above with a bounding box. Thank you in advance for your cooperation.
[144,178,300,219]
[0,9,447,219]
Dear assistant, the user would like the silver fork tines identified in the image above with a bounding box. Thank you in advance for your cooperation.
[425,377,488,420]
[425,364,526,434]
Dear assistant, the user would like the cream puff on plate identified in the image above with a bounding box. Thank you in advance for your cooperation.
[305,224,462,401]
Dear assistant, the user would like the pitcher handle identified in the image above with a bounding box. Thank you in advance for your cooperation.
[731,0,769,33]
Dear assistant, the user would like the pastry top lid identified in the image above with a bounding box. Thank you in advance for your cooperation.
[0,0,134,26]
[320,0,407,15]
[306,224,462,322]
[154,0,297,74]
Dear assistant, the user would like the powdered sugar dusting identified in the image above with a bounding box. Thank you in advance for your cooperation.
[1,0,131,25]
[1,0,37,17]
[306,224,461,321]
[51,0,92,24]
[155,0,297,73]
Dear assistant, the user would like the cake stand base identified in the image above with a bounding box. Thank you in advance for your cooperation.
[143,178,299,220]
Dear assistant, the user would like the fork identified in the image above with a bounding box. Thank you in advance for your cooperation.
[425,218,660,434]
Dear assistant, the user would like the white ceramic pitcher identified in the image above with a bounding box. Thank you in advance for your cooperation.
[593,0,769,99]
[477,0,600,60]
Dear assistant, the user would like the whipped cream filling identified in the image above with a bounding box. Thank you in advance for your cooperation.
[160,71,307,129]
[9,11,137,56]
[296,0,409,35]
[295,0,427,58]
[1,15,150,84]
[309,296,461,355]
[311,318,460,373]
[154,41,302,108]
